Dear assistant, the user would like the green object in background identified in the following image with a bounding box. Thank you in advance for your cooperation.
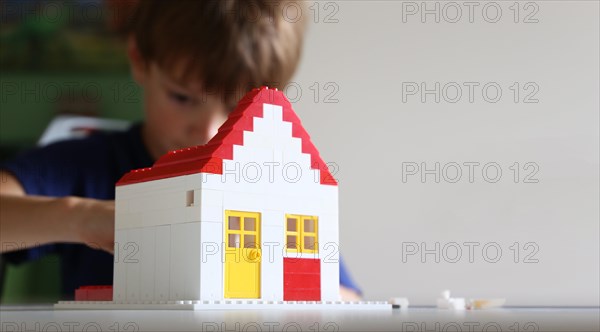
[0,74,143,148]
[0,0,130,72]
[1,254,62,304]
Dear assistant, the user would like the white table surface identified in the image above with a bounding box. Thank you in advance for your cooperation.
[1,305,599,331]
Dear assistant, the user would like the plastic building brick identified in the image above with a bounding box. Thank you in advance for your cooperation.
[436,290,506,310]
[389,297,409,309]
[55,87,389,310]
[436,290,466,310]
[74,286,112,301]
[283,258,321,301]
[126,228,141,302]
[112,230,127,302]
[170,223,187,300]
[154,224,171,301]
[466,298,506,309]
[140,226,156,302]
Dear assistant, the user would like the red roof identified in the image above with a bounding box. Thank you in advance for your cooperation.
[117,87,337,186]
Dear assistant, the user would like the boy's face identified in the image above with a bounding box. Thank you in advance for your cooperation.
[128,39,229,159]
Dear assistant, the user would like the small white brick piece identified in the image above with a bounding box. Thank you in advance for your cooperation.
[437,290,466,310]
[125,228,141,302]
[112,229,127,303]
[261,225,284,301]
[154,225,171,301]
[170,223,187,300]
[183,222,202,300]
[140,226,156,302]
[199,221,223,300]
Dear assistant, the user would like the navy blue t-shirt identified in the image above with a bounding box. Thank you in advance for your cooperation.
[1,123,361,297]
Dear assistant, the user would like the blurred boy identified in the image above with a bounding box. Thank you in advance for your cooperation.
[0,0,361,300]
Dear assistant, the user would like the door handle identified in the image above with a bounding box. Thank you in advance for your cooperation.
[248,249,261,262]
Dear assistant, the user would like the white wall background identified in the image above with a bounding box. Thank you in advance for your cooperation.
[289,1,599,306]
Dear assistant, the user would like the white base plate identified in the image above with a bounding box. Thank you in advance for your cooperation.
[55,300,391,310]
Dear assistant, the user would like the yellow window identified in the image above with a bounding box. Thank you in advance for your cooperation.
[285,214,318,254]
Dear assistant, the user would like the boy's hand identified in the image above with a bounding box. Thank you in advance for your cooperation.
[340,285,362,301]
[69,197,115,254]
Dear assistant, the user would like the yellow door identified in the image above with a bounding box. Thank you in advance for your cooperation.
[224,210,261,298]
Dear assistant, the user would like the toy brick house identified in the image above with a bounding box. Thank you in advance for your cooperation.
[111,87,340,304]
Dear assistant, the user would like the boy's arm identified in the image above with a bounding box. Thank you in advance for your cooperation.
[0,170,115,254]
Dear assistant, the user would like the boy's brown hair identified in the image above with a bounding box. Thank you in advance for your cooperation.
[128,0,307,108]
